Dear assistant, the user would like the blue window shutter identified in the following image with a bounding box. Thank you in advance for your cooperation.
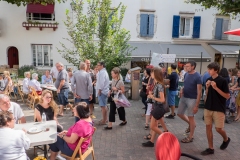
[215,18,223,40]
[140,14,148,37]
[148,14,155,37]
[172,15,180,38]
[192,16,201,38]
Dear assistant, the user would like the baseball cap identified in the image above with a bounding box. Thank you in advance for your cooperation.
[159,63,165,68]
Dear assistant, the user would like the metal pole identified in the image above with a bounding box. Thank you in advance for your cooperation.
[149,50,152,65]
[238,50,240,69]
[166,48,169,70]
[200,52,202,74]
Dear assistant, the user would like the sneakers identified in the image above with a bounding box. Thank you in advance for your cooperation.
[165,114,175,119]
[201,148,214,155]
[220,137,230,150]
[142,141,154,147]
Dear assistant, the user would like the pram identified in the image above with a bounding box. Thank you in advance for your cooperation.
[225,90,237,123]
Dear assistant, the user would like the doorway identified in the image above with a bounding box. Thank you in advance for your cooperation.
[7,47,19,68]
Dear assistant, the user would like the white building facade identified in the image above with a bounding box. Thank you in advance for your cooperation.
[0,0,240,72]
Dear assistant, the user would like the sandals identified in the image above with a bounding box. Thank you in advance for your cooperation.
[144,134,151,140]
[185,126,190,133]
[181,137,194,143]
[144,125,149,130]
[98,120,107,125]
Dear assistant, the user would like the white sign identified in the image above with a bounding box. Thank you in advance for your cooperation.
[150,53,176,66]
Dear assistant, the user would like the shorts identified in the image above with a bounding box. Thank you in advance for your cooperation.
[75,98,90,104]
[98,93,108,107]
[146,103,153,116]
[49,136,73,156]
[177,97,196,117]
[57,89,69,106]
[151,103,165,120]
[89,86,96,104]
[168,90,177,106]
[204,109,225,128]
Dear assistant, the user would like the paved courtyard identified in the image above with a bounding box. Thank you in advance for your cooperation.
[20,100,240,160]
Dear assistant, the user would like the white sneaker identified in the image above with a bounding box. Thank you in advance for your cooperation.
[56,154,66,160]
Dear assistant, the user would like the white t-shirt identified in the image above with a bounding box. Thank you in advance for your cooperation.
[50,66,59,79]
[0,102,24,124]
[0,128,30,160]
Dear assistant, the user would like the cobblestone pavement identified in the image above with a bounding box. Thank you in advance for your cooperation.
[20,100,240,160]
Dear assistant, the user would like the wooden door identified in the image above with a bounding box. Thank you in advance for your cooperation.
[8,47,19,68]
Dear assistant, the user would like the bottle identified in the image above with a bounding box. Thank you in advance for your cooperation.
[42,112,46,123]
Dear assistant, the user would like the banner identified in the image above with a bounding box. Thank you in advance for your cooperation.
[150,53,176,66]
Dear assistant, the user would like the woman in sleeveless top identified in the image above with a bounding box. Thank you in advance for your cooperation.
[142,67,168,147]
[34,89,63,132]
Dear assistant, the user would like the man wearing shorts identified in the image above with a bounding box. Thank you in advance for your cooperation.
[177,61,202,143]
[96,62,110,125]
[201,62,230,155]
[55,62,69,116]
[166,64,179,119]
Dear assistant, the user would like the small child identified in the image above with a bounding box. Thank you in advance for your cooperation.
[0,74,6,92]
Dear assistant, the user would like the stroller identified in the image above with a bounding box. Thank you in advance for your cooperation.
[225,90,237,123]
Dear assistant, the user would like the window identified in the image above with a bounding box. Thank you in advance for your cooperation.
[214,18,229,40]
[172,15,201,38]
[140,14,155,37]
[180,17,190,36]
[27,13,55,21]
[32,45,53,66]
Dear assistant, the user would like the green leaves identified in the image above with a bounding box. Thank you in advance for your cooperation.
[186,0,240,17]
[58,0,134,73]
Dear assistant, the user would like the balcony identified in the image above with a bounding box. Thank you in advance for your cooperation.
[22,21,58,31]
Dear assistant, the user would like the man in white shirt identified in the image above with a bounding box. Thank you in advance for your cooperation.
[96,61,110,125]
[50,66,59,82]
[0,94,26,123]
[22,72,31,94]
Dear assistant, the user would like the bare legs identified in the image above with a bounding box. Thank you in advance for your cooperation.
[177,114,195,139]
[235,105,240,121]
[50,151,58,160]
[149,117,168,143]
[101,106,107,123]
[58,105,64,116]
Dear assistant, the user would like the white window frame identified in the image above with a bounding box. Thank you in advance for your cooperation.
[26,13,55,21]
[32,45,52,67]
[179,16,193,38]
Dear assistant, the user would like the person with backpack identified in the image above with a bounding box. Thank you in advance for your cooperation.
[201,62,230,155]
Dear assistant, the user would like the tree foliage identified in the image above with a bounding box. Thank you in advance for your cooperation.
[1,0,59,6]
[58,0,135,73]
[186,0,240,17]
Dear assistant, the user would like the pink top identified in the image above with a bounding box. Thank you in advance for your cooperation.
[66,120,94,153]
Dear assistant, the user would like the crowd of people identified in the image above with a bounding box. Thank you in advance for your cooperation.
[140,61,234,157]
[0,59,237,159]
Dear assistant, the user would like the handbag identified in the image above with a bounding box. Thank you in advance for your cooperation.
[114,92,131,108]
[108,79,120,103]
[140,89,147,98]
[154,83,170,113]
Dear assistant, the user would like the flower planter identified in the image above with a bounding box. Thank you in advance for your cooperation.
[22,22,58,31]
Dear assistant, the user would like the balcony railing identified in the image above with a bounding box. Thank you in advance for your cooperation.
[22,22,58,31]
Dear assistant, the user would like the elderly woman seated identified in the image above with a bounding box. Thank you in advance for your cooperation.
[49,102,94,160]
[22,72,31,94]
[0,74,6,93]
[0,111,30,160]
[29,73,42,95]
[42,70,53,84]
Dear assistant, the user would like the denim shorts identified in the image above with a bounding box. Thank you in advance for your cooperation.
[168,90,177,106]
[57,89,69,106]
[98,93,108,107]
[177,97,196,117]
[75,98,90,105]
[49,136,73,156]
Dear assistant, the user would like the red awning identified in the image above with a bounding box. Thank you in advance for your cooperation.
[26,3,55,14]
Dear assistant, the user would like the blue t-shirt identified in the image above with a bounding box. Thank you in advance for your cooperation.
[169,72,179,91]
[183,72,202,99]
